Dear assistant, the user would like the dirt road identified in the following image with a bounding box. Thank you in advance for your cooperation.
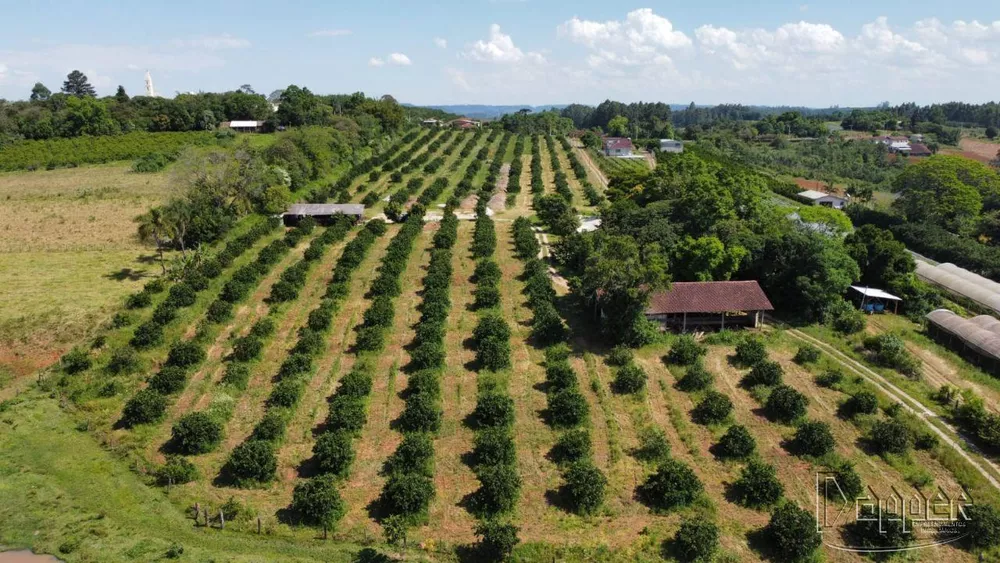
[785,327,1000,492]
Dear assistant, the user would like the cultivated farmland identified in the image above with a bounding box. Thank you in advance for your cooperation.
[4,128,999,563]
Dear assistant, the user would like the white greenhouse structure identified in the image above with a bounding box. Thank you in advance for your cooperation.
[915,261,1000,316]
[925,309,1000,374]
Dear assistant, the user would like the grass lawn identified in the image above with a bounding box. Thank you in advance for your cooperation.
[0,164,173,381]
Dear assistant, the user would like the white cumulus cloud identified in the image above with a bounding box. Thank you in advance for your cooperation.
[370,53,411,67]
[557,9,690,68]
[464,24,544,64]
[434,37,448,49]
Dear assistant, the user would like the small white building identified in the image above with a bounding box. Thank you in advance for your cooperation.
[603,137,633,157]
[659,139,683,153]
[221,120,266,133]
[421,118,442,127]
[796,190,849,209]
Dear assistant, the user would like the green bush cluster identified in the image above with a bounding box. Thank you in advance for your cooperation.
[612,361,648,394]
[0,131,217,171]
[863,333,922,378]
[667,335,707,365]
[731,458,785,509]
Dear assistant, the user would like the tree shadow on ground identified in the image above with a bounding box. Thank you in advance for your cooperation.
[105,267,148,282]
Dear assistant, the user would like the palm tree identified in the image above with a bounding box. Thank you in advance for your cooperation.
[135,208,172,274]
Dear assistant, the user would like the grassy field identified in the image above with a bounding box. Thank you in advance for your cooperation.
[3,132,999,562]
[0,164,173,382]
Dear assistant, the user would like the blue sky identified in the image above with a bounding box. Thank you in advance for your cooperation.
[1,0,999,106]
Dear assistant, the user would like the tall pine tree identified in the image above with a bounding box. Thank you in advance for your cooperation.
[62,70,96,97]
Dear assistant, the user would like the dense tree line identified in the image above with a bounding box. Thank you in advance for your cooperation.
[0,72,413,145]
[496,109,574,136]
[560,100,674,139]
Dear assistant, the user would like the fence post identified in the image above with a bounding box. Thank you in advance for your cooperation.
[257,517,262,535]
[194,503,200,525]
[219,509,225,530]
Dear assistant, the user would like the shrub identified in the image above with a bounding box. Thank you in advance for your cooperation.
[206,300,233,323]
[735,337,767,366]
[474,314,512,371]
[691,391,733,425]
[398,392,441,433]
[130,322,164,349]
[841,391,879,418]
[148,366,188,395]
[530,303,567,345]
[676,361,713,392]
[166,341,205,369]
[473,285,501,310]
[667,336,707,365]
[126,291,152,309]
[473,427,517,467]
[231,336,263,363]
[278,353,313,380]
[226,440,277,485]
[863,333,921,377]
[111,312,133,328]
[291,474,346,528]
[326,395,367,434]
[606,345,634,367]
[868,419,912,456]
[563,460,607,515]
[249,317,276,339]
[552,429,592,464]
[826,299,866,334]
[638,459,703,512]
[475,520,520,562]
[715,424,756,460]
[221,362,251,389]
[157,455,198,485]
[473,464,521,515]
[61,348,92,374]
[107,346,140,375]
[792,345,821,364]
[545,361,578,391]
[544,344,571,364]
[815,369,843,388]
[165,283,197,308]
[632,426,671,463]
[185,272,209,292]
[121,389,167,427]
[791,420,835,457]
[383,432,434,477]
[732,458,784,508]
[612,363,648,394]
[964,504,1000,549]
[547,388,588,428]
[151,303,177,325]
[848,504,912,552]
[144,278,166,293]
[251,410,286,442]
[743,360,783,387]
[313,430,355,477]
[825,462,863,500]
[269,379,303,408]
[765,502,823,562]
[132,152,170,173]
[381,472,435,518]
[354,325,385,352]
[764,385,808,423]
[171,412,223,454]
[336,366,373,398]
[914,431,938,450]
[671,518,719,563]
[473,392,516,428]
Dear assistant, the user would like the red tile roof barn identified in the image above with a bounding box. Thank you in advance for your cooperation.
[646,281,774,314]
[908,142,932,156]
[603,137,633,151]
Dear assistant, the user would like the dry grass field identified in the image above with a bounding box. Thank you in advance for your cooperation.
[0,164,172,383]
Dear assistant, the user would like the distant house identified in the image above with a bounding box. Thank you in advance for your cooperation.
[283,203,364,226]
[450,118,481,129]
[910,134,925,143]
[908,142,932,156]
[220,120,266,133]
[796,190,848,209]
[659,139,683,153]
[603,137,633,157]
[871,135,911,153]
[421,118,442,127]
[644,281,774,331]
